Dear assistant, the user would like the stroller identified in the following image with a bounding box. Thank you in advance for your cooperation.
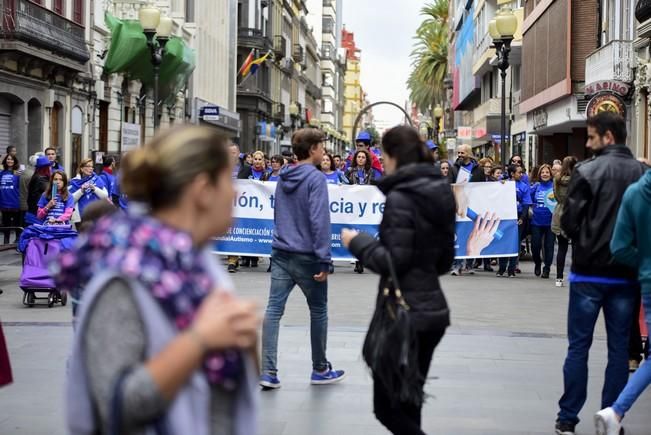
[20,238,67,307]
[18,224,76,308]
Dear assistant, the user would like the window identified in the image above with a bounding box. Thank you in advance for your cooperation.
[53,0,64,15]
[322,15,334,34]
[73,0,83,25]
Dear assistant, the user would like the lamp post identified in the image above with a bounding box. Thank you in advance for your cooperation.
[139,6,173,130]
[288,102,299,131]
[489,6,517,164]
[433,104,444,144]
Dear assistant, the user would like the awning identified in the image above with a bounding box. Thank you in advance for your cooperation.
[103,12,195,104]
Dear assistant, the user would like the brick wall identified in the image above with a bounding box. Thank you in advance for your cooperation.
[570,0,598,82]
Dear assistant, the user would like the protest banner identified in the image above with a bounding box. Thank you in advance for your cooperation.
[214,179,518,260]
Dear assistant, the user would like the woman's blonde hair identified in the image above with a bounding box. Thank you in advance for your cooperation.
[78,158,94,176]
[121,125,229,211]
[252,150,265,160]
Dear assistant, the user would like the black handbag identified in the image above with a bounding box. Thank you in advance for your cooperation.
[362,252,424,407]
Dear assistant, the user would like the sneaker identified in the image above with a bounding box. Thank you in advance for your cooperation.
[228,264,237,274]
[629,359,640,372]
[464,267,475,275]
[260,374,281,390]
[594,407,622,435]
[450,268,461,276]
[515,268,522,274]
[496,270,506,277]
[556,279,564,287]
[555,421,576,435]
[508,272,516,278]
[311,363,346,385]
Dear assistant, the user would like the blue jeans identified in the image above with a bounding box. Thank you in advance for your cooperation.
[557,282,637,425]
[612,292,651,418]
[261,249,329,375]
[531,225,554,269]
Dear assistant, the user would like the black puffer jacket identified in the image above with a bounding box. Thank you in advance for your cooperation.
[349,163,456,331]
[561,145,648,279]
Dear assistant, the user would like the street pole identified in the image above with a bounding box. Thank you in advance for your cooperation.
[153,62,160,130]
[495,37,512,165]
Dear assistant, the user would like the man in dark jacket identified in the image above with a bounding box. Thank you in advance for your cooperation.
[448,144,482,184]
[555,112,649,435]
[260,129,345,390]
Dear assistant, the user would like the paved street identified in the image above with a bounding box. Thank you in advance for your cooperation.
[0,250,650,434]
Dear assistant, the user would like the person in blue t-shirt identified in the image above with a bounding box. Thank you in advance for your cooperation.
[530,164,557,278]
[498,165,533,277]
[249,151,267,181]
[69,158,109,228]
[98,155,117,200]
[263,155,283,182]
[37,171,75,224]
[320,153,349,185]
[1,154,21,243]
[44,147,65,173]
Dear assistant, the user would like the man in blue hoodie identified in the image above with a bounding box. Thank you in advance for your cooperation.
[260,128,345,390]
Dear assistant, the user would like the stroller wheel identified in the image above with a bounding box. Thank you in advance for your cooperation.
[60,291,67,307]
[47,292,55,308]
[26,292,35,307]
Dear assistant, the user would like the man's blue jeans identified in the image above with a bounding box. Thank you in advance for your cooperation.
[557,281,637,425]
[261,249,329,376]
[612,292,651,417]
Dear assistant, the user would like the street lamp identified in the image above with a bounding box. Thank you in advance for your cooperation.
[433,104,444,143]
[489,5,517,163]
[139,5,173,130]
[288,102,300,130]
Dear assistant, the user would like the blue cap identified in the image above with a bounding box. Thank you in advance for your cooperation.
[426,140,439,150]
[356,131,372,142]
[35,156,51,168]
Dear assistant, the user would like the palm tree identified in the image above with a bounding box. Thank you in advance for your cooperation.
[408,0,449,113]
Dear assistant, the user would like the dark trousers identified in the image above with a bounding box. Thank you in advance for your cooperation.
[1,210,21,244]
[557,282,637,425]
[373,329,445,435]
[556,235,570,279]
[629,291,644,363]
[531,225,554,269]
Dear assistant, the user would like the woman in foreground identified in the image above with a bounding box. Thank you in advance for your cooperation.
[57,126,260,435]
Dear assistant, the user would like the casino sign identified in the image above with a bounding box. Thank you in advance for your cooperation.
[584,80,630,118]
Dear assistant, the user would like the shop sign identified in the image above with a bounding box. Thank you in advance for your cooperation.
[584,80,631,98]
[457,126,472,140]
[199,106,220,121]
[586,92,626,118]
[473,127,487,139]
[533,109,548,130]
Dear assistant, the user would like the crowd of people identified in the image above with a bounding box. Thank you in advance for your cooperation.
[0,111,650,435]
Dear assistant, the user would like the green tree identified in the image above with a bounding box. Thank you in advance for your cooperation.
[407,0,449,113]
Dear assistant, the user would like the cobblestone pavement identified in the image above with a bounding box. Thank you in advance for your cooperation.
[0,252,649,434]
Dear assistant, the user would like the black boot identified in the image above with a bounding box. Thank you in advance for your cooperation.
[541,267,550,279]
[251,257,259,268]
[534,264,541,277]
[354,262,364,274]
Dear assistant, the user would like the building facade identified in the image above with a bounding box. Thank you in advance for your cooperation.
[341,28,363,142]
[0,0,90,174]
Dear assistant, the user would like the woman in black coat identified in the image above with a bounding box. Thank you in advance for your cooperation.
[341,125,456,435]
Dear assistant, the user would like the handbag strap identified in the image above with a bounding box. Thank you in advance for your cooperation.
[384,252,409,309]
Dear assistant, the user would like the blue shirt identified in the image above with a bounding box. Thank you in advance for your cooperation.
[0,170,20,209]
[266,174,280,182]
[324,171,346,185]
[515,179,533,216]
[98,171,116,198]
[69,174,107,216]
[250,168,265,180]
[530,180,556,226]
[37,193,74,221]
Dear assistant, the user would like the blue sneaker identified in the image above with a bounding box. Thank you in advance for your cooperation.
[310,363,346,385]
[259,374,281,390]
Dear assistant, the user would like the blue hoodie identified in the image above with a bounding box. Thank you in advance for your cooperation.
[272,164,331,271]
[611,170,651,293]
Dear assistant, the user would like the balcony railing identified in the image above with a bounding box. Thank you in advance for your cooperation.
[273,35,286,59]
[472,32,494,71]
[585,40,635,84]
[0,0,89,63]
[238,27,272,51]
[473,98,507,122]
